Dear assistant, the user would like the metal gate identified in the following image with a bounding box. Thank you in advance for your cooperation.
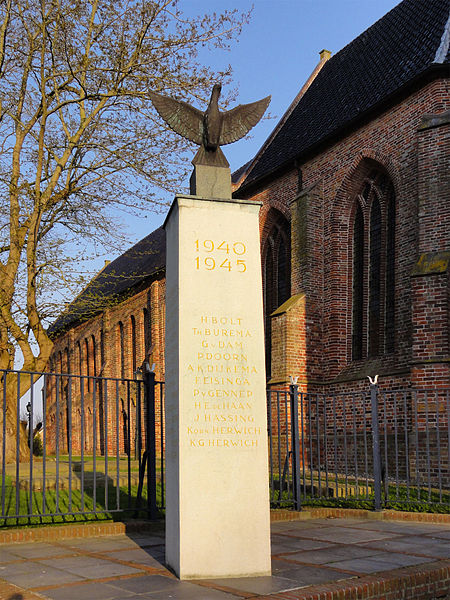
[0,365,164,526]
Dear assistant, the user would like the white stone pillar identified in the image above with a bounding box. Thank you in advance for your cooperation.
[164,194,271,580]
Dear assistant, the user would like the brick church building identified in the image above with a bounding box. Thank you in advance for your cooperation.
[47,0,449,456]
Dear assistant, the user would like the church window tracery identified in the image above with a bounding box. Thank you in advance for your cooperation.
[131,315,137,375]
[263,211,291,378]
[118,322,125,379]
[84,338,90,390]
[351,168,396,360]
[143,307,151,360]
[64,347,70,374]
[352,204,364,360]
[91,335,97,377]
[368,198,382,356]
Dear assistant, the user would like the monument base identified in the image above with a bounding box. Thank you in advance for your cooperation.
[164,194,271,580]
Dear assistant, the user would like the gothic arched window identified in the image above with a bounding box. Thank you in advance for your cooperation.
[385,189,396,353]
[118,322,125,379]
[84,338,90,390]
[91,335,97,377]
[131,315,137,375]
[143,307,151,360]
[352,204,364,360]
[351,169,396,360]
[263,211,291,378]
[277,236,289,305]
[64,347,70,374]
[368,198,382,357]
[100,329,105,373]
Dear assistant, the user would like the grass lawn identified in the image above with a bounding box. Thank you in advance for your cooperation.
[270,477,450,513]
[0,474,164,526]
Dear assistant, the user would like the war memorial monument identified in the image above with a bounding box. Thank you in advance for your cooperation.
[150,85,272,579]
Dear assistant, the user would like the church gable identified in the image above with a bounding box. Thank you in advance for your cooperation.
[237,0,450,190]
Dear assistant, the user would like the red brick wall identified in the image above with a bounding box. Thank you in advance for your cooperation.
[410,107,450,387]
[47,277,165,454]
[246,79,449,484]
[240,78,450,393]
[417,110,450,254]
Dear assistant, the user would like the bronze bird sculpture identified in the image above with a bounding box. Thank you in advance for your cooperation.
[148,84,271,167]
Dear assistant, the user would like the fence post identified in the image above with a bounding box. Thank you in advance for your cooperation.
[289,382,302,511]
[369,377,382,511]
[144,363,158,519]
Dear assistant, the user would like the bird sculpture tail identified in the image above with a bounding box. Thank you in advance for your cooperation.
[192,146,229,167]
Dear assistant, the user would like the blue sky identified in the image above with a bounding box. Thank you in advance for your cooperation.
[107,0,402,254]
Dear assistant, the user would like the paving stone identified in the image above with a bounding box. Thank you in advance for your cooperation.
[272,538,334,554]
[6,542,73,559]
[0,548,25,563]
[426,530,450,540]
[347,521,450,535]
[106,548,165,568]
[424,529,450,540]
[0,561,84,588]
[37,581,136,600]
[281,544,384,564]
[296,526,399,544]
[270,564,353,586]
[324,556,405,574]
[140,582,239,599]
[58,535,139,552]
[364,552,435,568]
[203,574,304,595]
[271,558,299,574]
[108,574,181,594]
[271,520,326,532]
[391,534,450,546]
[74,560,144,579]
[410,546,450,559]
[301,518,373,526]
[360,536,450,558]
[39,555,144,578]
[128,535,165,547]
[271,542,306,554]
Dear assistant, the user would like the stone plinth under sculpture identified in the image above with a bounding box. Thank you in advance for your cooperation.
[163,189,271,579]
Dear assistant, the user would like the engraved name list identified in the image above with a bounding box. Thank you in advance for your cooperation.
[186,314,262,449]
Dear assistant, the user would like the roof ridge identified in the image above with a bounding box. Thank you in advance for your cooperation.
[433,4,450,62]
[238,50,332,186]
[48,226,166,336]
[236,0,450,191]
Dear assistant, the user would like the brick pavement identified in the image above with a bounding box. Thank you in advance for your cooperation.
[0,517,449,600]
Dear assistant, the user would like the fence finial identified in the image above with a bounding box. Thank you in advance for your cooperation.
[289,375,299,385]
[367,374,379,385]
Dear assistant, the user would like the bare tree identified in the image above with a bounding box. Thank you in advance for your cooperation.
[0,0,249,460]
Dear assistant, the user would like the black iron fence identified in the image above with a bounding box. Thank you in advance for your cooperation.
[267,383,449,512]
[2,366,448,525]
[0,366,164,526]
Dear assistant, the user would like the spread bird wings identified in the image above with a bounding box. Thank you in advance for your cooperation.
[220,95,271,145]
[148,91,204,145]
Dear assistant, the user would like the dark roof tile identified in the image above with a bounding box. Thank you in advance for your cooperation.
[49,227,165,336]
[242,0,450,187]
